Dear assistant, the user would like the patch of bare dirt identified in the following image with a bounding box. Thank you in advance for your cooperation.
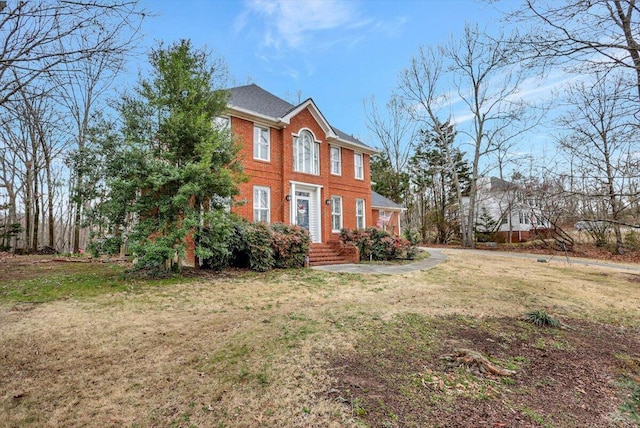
[327,316,640,427]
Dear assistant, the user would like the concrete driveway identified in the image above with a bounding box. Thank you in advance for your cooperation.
[311,247,640,274]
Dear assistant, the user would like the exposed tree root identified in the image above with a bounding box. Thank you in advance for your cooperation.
[441,348,516,376]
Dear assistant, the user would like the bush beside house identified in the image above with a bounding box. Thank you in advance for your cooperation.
[198,220,310,272]
[339,227,417,261]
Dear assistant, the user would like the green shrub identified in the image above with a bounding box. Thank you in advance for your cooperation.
[87,235,123,258]
[271,223,310,268]
[244,223,275,272]
[403,228,420,246]
[624,230,640,251]
[522,309,560,328]
[197,219,311,272]
[340,227,416,261]
[195,210,233,270]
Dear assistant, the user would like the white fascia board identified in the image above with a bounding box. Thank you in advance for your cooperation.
[371,205,407,211]
[227,105,290,127]
[329,137,379,155]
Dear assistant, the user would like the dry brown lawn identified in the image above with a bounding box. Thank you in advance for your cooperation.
[1,251,639,427]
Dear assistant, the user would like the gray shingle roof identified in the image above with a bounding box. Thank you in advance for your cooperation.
[226,84,371,149]
[371,191,404,209]
[227,84,295,118]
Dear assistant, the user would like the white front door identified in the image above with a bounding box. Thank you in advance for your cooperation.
[295,191,311,231]
[291,183,321,243]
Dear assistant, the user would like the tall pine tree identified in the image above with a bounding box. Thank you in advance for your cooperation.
[95,40,242,272]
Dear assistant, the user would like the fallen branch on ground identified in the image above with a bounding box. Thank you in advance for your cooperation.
[441,348,515,376]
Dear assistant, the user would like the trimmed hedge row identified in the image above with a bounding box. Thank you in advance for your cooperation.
[197,220,310,272]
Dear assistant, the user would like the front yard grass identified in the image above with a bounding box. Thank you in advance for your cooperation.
[1,251,639,427]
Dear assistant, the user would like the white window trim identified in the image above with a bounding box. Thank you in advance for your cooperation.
[253,186,270,223]
[354,152,364,180]
[293,129,320,175]
[331,196,343,232]
[356,198,365,229]
[253,124,270,162]
[330,146,342,176]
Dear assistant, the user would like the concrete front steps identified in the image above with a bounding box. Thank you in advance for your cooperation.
[308,243,356,266]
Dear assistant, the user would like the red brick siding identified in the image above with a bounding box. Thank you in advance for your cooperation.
[230,107,373,244]
[371,209,401,235]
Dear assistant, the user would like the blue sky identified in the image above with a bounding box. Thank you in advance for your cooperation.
[136,0,506,147]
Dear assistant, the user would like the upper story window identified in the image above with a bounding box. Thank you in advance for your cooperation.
[330,146,341,175]
[254,125,270,161]
[293,130,319,175]
[253,186,270,223]
[214,116,230,130]
[519,212,530,225]
[354,153,364,180]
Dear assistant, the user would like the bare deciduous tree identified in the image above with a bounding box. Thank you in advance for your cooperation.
[364,95,416,174]
[556,72,640,253]
[508,0,640,100]
[0,1,145,106]
[400,25,536,247]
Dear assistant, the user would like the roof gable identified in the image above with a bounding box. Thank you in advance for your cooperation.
[281,98,337,139]
[226,84,377,154]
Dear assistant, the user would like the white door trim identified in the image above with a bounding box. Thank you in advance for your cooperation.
[289,181,322,243]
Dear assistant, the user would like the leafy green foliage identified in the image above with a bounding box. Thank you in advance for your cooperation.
[522,310,561,328]
[0,222,23,251]
[270,223,310,268]
[475,207,499,242]
[340,227,416,261]
[244,223,275,272]
[370,152,409,204]
[92,39,242,272]
[87,236,123,258]
[197,220,310,272]
[620,382,640,424]
[403,228,421,246]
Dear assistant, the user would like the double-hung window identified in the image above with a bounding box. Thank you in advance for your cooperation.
[354,153,364,180]
[355,199,365,229]
[331,196,342,232]
[254,125,270,161]
[330,146,341,175]
[253,186,270,223]
[214,116,230,130]
[293,130,319,175]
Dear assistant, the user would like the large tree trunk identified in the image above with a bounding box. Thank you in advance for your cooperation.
[32,164,40,253]
[42,136,55,248]
[24,161,32,253]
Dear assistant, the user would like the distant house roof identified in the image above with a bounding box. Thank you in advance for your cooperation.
[477,176,519,192]
[371,191,405,210]
[226,84,375,153]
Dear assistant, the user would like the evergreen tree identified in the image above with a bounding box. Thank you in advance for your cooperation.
[370,152,409,204]
[408,122,470,243]
[94,40,242,272]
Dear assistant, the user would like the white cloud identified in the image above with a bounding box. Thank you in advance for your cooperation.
[237,0,402,53]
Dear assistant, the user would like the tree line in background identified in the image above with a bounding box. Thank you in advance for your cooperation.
[1,0,639,268]
[368,0,640,254]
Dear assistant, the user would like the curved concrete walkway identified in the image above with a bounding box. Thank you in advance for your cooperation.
[311,247,640,275]
[311,247,447,274]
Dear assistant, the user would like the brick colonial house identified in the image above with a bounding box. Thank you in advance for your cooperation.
[185,84,402,266]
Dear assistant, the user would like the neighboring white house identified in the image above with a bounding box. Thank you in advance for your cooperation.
[471,177,550,243]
